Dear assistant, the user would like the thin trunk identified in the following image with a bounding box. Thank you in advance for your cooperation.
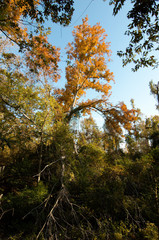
[61,156,65,188]
[71,91,78,110]
[38,133,43,183]
[154,177,159,215]
[37,112,49,183]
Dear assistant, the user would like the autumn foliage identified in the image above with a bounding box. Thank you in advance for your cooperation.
[2,16,156,240]
[57,17,113,112]
[55,17,138,133]
[25,34,61,81]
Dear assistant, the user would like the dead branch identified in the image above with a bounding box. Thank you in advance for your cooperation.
[0,207,14,220]
[33,159,61,179]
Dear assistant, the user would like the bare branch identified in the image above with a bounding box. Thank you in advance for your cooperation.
[33,159,61,178]
[0,208,14,220]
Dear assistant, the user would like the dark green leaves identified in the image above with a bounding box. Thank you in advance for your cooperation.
[109,0,159,70]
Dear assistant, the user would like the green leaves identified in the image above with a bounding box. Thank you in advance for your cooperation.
[110,0,159,70]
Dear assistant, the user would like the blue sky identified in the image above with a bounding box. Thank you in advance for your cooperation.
[46,0,158,126]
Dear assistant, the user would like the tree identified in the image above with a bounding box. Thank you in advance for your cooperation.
[108,0,159,71]
[149,80,159,110]
[79,117,103,147]
[145,116,159,148]
[56,17,138,135]
[56,16,113,116]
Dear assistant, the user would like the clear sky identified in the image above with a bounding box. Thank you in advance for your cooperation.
[46,0,158,126]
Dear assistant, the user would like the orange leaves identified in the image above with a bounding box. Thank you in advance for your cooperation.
[2,0,22,23]
[1,0,39,24]
[25,35,60,82]
[69,16,110,61]
[0,0,39,42]
[120,102,139,125]
[57,17,114,118]
[104,102,139,136]
[57,17,138,135]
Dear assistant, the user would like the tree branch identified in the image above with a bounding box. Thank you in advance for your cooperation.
[66,99,104,122]
[33,159,61,179]
[0,94,36,124]
[0,29,21,47]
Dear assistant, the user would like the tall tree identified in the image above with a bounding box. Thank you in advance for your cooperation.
[56,16,138,135]
[57,16,113,116]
